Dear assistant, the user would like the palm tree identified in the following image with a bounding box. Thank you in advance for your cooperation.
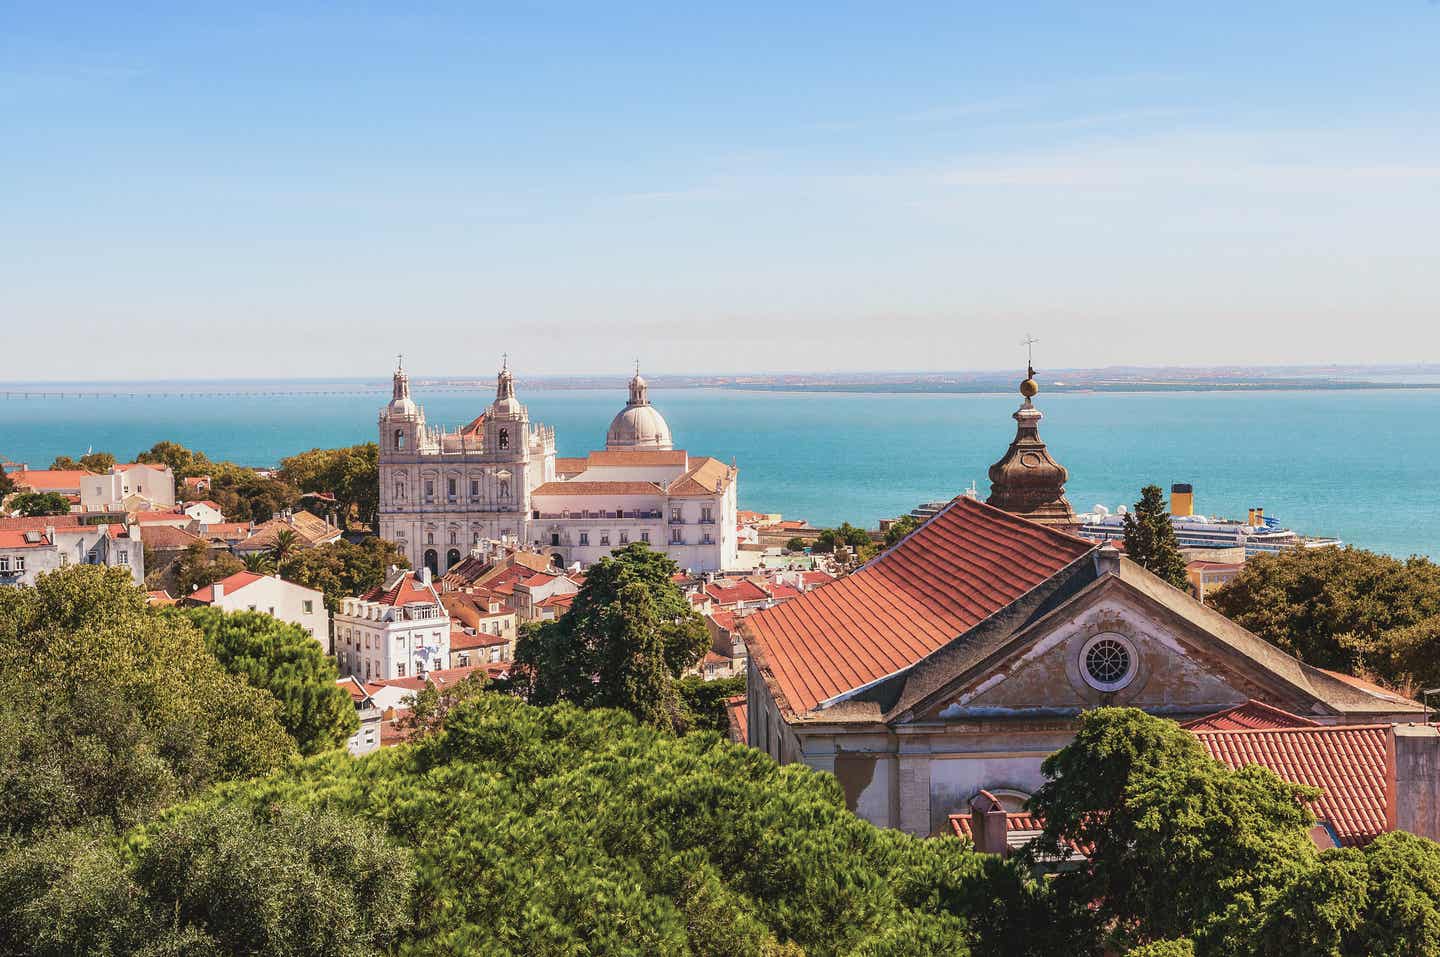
[242,552,275,575]
[267,528,301,571]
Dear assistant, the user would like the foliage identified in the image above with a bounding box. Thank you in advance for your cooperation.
[884,513,921,548]
[0,465,14,496]
[268,527,302,566]
[812,521,871,554]
[1029,708,1318,951]
[136,441,301,522]
[0,693,1101,955]
[1122,485,1189,590]
[398,672,490,740]
[279,537,410,611]
[784,536,807,552]
[179,606,357,755]
[0,804,413,957]
[241,551,276,574]
[677,674,746,734]
[0,566,294,844]
[1210,545,1440,685]
[48,455,80,470]
[79,452,115,473]
[513,543,711,730]
[278,443,380,530]
[1125,943,1195,957]
[135,440,214,482]
[174,540,246,596]
[7,491,72,517]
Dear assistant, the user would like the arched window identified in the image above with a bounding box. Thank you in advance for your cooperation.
[499,479,510,499]
[394,429,405,450]
[446,548,461,569]
[423,549,439,576]
[427,531,434,545]
[498,428,509,450]
[395,481,405,501]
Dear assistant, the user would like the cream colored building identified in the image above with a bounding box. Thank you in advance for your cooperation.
[184,571,329,651]
[335,568,451,682]
[377,362,741,574]
[80,463,175,511]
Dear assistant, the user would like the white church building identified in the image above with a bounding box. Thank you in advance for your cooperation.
[377,362,740,574]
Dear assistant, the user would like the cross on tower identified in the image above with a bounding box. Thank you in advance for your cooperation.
[396,353,404,371]
[1020,334,1039,377]
[634,358,640,376]
[501,352,509,371]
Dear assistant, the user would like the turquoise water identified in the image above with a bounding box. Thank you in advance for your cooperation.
[1,386,1436,558]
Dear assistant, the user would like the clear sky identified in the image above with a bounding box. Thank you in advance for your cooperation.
[4,2,1438,380]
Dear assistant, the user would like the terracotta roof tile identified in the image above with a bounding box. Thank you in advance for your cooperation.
[0,529,52,548]
[743,496,1095,717]
[554,456,588,474]
[531,481,664,496]
[726,695,748,744]
[1193,724,1390,847]
[11,469,88,491]
[361,571,440,607]
[705,579,770,605]
[188,571,266,603]
[136,525,204,549]
[1182,700,1320,732]
[668,457,735,497]
[583,449,689,467]
[0,514,84,530]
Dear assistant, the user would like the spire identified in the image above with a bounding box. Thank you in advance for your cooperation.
[984,351,1075,527]
[392,358,410,402]
[496,358,516,402]
[627,365,650,406]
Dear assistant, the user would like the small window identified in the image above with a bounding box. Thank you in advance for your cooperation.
[447,478,457,499]
[640,531,650,544]
[600,532,610,546]
[394,429,406,450]
[671,528,682,543]
[619,531,629,545]
[579,532,589,546]
[424,480,434,500]
[118,549,129,564]
[303,600,313,614]
[670,507,682,523]
[397,663,406,677]
[470,479,480,497]
[0,557,9,572]
[395,482,405,501]
[498,428,509,449]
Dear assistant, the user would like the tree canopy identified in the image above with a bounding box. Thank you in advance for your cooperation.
[278,443,380,530]
[1121,484,1189,589]
[278,536,409,611]
[170,539,246,596]
[178,606,357,755]
[1210,545,1440,690]
[0,566,295,843]
[513,543,712,730]
[6,491,72,517]
[884,513,921,548]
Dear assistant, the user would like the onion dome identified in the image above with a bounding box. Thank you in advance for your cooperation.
[985,365,1075,527]
[605,367,674,451]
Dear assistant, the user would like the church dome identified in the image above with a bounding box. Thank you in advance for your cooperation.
[387,367,418,417]
[605,369,674,451]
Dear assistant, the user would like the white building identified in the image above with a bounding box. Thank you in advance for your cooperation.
[377,361,740,574]
[184,571,329,651]
[80,463,175,511]
[0,521,144,587]
[334,568,451,682]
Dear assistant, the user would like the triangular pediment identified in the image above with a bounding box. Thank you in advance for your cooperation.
[891,571,1332,726]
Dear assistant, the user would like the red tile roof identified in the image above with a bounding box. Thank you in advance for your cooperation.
[667,457,735,497]
[800,570,835,587]
[137,525,204,549]
[726,695,748,744]
[11,469,88,491]
[709,609,738,632]
[0,529,52,549]
[188,571,266,603]
[949,812,1047,839]
[1193,724,1390,847]
[584,449,689,467]
[1182,700,1320,732]
[134,510,189,524]
[361,572,440,607]
[705,579,770,606]
[531,481,664,496]
[554,456,588,474]
[146,590,178,606]
[371,664,491,692]
[536,592,575,609]
[449,630,506,651]
[744,496,1095,717]
[0,514,84,530]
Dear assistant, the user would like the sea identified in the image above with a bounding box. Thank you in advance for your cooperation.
[2,383,1437,559]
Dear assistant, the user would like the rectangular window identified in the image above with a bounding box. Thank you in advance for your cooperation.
[447,478,457,500]
[671,529,682,544]
[0,557,8,571]
[618,531,629,545]
[579,532,589,546]
[397,663,406,677]
[640,531,650,544]
[303,600,313,614]
[670,507,682,523]
[701,507,713,523]
[59,553,69,566]
[118,549,129,564]
[600,532,610,546]
[424,480,434,500]
[470,479,480,496]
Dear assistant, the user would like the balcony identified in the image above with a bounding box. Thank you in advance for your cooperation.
[669,517,686,525]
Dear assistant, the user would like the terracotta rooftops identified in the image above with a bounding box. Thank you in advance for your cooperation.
[0,514,83,530]
[705,579,770,605]
[1182,700,1320,732]
[1193,724,1391,847]
[667,457,735,497]
[10,469,88,490]
[361,571,440,607]
[744,496,1096,717]
[188,571,266,603]
[532,481,665,496]
[726,695,748,744]
[583,449,689,467]
[554,456,588,474]
[136,525,204,549]
[0,530,52,548]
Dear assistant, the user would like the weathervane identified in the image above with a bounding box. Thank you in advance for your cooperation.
[635,358,641,376]
[1020,334,1039,378]
[396,353,404,371]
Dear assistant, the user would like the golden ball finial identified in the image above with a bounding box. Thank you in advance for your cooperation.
[1020,377,1039,398]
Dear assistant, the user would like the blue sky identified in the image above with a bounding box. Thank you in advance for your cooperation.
[3,2,1437,379]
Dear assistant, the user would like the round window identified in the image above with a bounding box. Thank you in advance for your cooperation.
[1080,634,1136,692]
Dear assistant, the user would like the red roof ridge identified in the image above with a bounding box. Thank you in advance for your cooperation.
[1189,721,1391,737]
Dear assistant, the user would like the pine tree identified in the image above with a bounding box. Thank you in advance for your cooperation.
[1122,484,1190,590]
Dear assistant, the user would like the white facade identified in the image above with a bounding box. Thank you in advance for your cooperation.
[80,463,175,511]
[0,523,144,587]
[334,569,451,682]
[376,363,742,574]
[180,500,225,524]
[193,572,329,652]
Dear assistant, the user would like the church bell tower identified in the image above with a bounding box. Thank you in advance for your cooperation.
[986,357,1076,528]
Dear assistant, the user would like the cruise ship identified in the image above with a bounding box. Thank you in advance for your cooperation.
[1072,484,1342,558]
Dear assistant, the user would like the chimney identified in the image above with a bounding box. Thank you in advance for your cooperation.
[1387,724,1440,841]
[1247,508,1256,526]
[212,582,224,600]
[1095,544,1121,577]
[1255,508,1264,526]
[419,566,432,586]
[969,790,1010,858]
[1170,483,1194,517]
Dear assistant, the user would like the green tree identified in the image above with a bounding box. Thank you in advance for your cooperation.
[885,513,921,548]
[77,451,115,473]
[1210,545,1440,680]
[135,440,213,485]
[0,566,294,841]
[0,804,414,957]
[398,671,489,740]
[6,491,71,517]
[813,521,871,554]
[48,455,80,470]
[268,527,302,568]
[180,606,357,755]
[1122,485,1189,590]
[279,444,380,530]
[513,542,710,730]
[1028,708,1319,951]
[0,465,14,497]
[280,537,410,611]
[784,536,807,552]
[677,674,746,734]
[242,551,276,574]
[174,540,245,596]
